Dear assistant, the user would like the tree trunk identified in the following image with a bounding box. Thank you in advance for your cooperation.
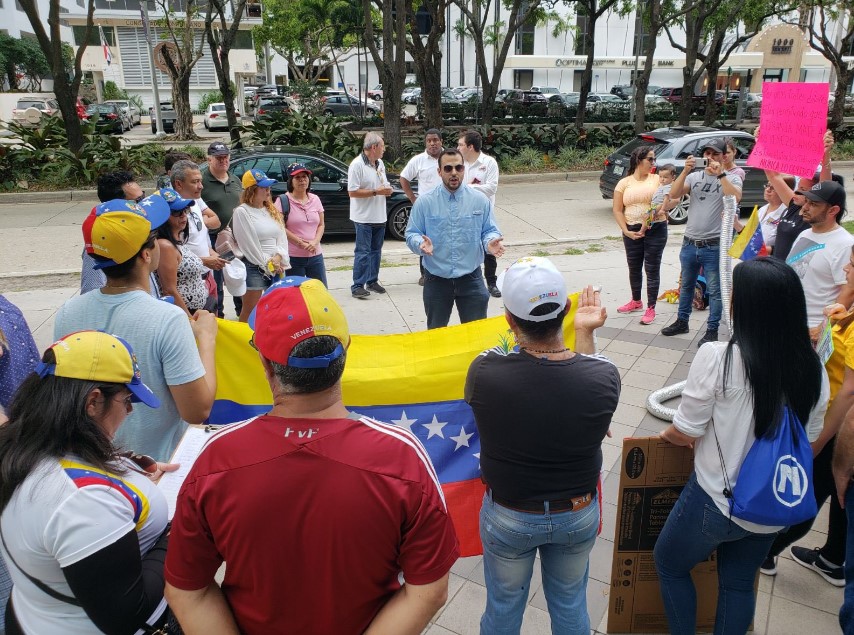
[633,40,657,133]
[418,60,444,128]
[172,73,195,139]
[702,63,720,126]
[408,0,446,129]
[830,67,852,129]
[574,17,596,130]
[54,73,85,154]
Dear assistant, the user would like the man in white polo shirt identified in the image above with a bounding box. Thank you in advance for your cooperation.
[401,128,443,286]
[171,160,228,311]
[348,132,393,298]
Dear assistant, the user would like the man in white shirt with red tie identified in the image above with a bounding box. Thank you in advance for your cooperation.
[458,130,501,297]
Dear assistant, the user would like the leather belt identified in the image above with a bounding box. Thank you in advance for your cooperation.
[488,488,594,514]
[684,236,720,248]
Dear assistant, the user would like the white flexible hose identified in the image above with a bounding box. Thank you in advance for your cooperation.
[645,194,738,421]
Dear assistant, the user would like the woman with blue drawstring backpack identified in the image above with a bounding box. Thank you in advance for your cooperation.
[653,257,830,635]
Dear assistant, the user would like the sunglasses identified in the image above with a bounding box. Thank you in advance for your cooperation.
[442,164,465,173]
[134,192,146,203]
[119,451,158,474]
[249,335,258,351]
[170,208,189,217]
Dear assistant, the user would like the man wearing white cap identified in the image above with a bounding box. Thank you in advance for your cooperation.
[465,257,620,634]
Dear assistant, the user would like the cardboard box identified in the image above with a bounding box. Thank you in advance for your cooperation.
[607,436,720,633]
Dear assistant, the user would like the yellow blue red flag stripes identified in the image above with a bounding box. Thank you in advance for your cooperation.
[728,205,768,261]
[210,295,579,556]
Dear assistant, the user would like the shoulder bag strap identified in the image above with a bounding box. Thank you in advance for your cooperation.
[0,523,81,606]
[0,518,168,634]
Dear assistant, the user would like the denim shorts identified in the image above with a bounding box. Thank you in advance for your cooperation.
[241,257,272,291]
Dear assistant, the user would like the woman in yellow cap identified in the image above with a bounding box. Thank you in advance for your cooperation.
[233,169,289,322]
[0,330,177,634]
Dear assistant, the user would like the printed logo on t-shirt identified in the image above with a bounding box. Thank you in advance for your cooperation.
[691,176,721,202]
[786,236,825,278]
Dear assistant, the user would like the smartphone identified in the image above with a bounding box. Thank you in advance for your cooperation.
[694,158,708,169]
[218,249,236,262]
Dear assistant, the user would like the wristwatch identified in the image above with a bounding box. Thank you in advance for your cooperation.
[717,173,727,180]
[372,189,376,196]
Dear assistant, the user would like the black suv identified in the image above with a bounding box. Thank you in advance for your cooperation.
[610,85,633,100]
[598,126,764,224]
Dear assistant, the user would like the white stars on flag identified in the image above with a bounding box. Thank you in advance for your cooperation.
[391,410,417,432]
[449,425,474,451]
[423,415,448,439]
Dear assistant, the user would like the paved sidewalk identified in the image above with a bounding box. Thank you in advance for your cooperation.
[3,234,844,634]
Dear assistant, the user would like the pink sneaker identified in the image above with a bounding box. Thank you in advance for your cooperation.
[617,299,643,313]
[640,306,656,325]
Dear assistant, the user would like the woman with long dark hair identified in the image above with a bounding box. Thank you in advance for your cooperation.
[653,257,829,635]
[154,188,210,316]
[0,330,175,634]
[611,145,668,325]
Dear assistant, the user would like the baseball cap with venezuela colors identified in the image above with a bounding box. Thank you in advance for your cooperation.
[242,169,277,189]
[83,195,170,268]
[497,256,568,322]
[249,277,350,368]
[35,330,160,407]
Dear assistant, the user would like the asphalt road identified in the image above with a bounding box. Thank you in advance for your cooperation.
[1,177,620,278]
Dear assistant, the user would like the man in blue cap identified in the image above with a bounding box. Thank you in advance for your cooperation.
[55,193,219,460]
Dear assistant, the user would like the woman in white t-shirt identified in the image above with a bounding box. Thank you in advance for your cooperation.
[0,331,175,635]
[654,257,829,635]
[233,169,290,322]
[756,177,792,253]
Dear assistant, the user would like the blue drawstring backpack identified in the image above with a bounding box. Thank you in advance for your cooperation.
[714,405,817,526]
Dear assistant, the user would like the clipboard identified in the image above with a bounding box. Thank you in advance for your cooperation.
[158,424,224,520]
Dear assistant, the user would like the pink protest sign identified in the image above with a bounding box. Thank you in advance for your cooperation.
[747,82,829,179]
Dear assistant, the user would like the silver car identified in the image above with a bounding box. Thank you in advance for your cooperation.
[322,94,381,116]
[103,99,140,126]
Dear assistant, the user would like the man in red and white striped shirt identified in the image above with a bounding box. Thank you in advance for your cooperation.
[164,277,459,635]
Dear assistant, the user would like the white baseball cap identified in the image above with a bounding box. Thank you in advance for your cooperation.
[497,256,568,322]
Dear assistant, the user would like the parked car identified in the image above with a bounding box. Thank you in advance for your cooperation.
[199,146,413,240]
[656,87,724,113]
[457,87,483,102]
[367,84,383,100]
[451,86,476,97]
[413,87,459,106]
[402,87,422,104]
[103,99,141,126]
[86,103,125,134]
[204,102,239,130]
[11,96,60,127]
[254,96,293,121]
[530,86,561,99]
[611,85,633,99]
[150,101,177,134]
[322,94,381,116]
[587,93,629,114]
[501,89,547,105]
[598,126,764,224]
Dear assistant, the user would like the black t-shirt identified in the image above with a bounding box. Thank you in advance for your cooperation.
[773,200,808,261]
[464,348,621,501]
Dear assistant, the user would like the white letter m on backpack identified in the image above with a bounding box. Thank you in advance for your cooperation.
[774,455,808,508]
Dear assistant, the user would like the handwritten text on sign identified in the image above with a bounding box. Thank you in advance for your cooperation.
[746,82,829,179]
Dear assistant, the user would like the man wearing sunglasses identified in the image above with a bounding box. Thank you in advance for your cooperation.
[405,149,505,329]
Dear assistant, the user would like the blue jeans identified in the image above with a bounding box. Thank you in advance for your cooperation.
[653,473,777,635]
[841,485,854,635]
[352,222,385,292]
[677,238,722,331]
[423,269,489,329]
[480,492,599,635]
[287,254,328,288]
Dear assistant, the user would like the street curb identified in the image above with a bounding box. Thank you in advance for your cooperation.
[1,232,691,281]
[5,161,853,206]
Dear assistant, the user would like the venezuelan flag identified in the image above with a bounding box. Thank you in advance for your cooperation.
[210,295,579,556]
[728,205,768,261]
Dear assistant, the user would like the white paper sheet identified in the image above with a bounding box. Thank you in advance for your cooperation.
[158,426,215,520]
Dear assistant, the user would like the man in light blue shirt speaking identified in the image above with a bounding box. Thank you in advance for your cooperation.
[405,149,505,329]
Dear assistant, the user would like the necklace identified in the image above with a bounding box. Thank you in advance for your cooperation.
[522,346,570,354]
[103,284,147,293]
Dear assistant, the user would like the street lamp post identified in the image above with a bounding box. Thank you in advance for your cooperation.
[140,1,164,135]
